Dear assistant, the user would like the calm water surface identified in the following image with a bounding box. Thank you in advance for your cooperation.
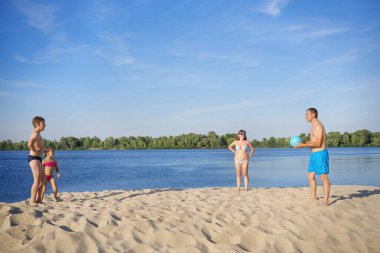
[0,148,379,202]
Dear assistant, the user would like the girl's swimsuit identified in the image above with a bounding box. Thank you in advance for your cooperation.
[43,160,57,182]
[235,144,248,164]
[45,174,54,182]
[43,161,57,167]
[235,145,248,151]
[235,158,247,164]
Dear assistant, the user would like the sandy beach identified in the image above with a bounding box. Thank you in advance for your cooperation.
[1,186,379,253]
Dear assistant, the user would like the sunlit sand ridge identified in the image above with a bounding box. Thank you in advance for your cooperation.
[1,186,379,253]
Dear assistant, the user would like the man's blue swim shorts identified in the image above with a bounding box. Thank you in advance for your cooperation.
[308,149,329,175]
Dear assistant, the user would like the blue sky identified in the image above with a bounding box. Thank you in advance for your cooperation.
[0,0,379,141]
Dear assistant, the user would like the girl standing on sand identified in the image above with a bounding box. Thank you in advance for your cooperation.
[41,147,61,201]
[228,130,255,191]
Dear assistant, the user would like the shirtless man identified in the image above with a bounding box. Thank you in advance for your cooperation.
[295,108,330,206]
[28,116,46,206]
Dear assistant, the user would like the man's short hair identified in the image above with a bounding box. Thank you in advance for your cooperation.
[307,108,318,118]
[32,116,45,127]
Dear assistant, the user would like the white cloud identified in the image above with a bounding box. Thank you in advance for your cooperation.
[281,25,305,31]
[13,44,90,64]
[13,55,47,64]
[256,0,289,17]
[14,0,56,34]
[94,33,134,65]
[12,1,80,64]
[88,0,115,23]
[169,48,259,68]
[319,49,358,65]
[0,78,46,88]
[0,91,10,97]
[197,52,260,67]
[172,100,257,119]
[304,27,351,38]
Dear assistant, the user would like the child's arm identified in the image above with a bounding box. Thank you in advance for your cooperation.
[28,132,40,154]
[55,160,61,178]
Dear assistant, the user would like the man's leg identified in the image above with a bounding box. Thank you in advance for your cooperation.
[307,172,317,200]
[320,174,330,206]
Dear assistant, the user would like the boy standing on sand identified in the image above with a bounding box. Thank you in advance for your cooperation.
[28,116,46,206]
[294,108,331,206]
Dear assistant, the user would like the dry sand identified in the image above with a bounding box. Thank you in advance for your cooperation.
[1,186,380,253]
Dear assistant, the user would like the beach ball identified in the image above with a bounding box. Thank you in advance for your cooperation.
[290,136,302,147]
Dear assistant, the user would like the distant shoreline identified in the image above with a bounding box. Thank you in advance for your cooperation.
[1,146,380,152]
[1,129,379,151]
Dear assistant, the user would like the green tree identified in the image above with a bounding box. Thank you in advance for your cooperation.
[370,132,380,146]
[60,137,68,150]
[267,137,277,148]
[342,132,351,147]
[66,136,79,149]
[3,129,380,150]
[82,137,91,149]
[351,129,372,146]
[91,137,101,149]
[104,137,116,149]
[327,131,342,147]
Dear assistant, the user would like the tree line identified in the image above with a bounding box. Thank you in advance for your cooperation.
[1,129,379,151]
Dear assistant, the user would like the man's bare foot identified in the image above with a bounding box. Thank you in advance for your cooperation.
[29,202,38,207]
[322,201,329,207]
[245,188,249,192]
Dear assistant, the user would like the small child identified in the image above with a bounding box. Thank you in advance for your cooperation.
[41,147,61,201]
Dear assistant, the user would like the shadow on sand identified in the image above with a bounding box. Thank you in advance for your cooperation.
[65,188,183,203]
[117,188,183,201]
[330,188,380,205]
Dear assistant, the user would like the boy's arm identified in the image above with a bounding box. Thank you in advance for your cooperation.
[28,133,40,153]
[296,125,323,148]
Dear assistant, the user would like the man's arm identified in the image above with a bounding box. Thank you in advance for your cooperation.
[296,125,323,148]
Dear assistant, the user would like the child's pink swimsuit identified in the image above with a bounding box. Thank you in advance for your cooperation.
[43,161,57,182]
[43,161,57,167]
